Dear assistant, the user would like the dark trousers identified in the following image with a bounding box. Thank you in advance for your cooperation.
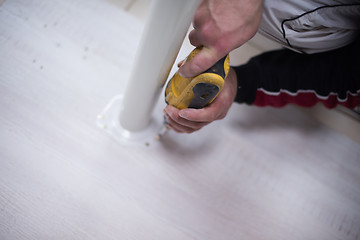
[234,36,360,109]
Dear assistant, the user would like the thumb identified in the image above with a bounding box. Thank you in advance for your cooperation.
[178,47,220,78]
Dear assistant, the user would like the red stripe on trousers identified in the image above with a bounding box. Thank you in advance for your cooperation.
[253,91,360,109]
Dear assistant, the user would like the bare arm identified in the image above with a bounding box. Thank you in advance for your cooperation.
[178,0,263,78]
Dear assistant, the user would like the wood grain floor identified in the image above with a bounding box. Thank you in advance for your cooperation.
[1,0,359,239]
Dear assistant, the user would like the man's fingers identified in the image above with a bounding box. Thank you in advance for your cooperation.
[178,100,224,122]
[166,117,202,133]
[188,29,203,47]
[164,111,204,133]
[178,47,219,78]
[164,105,206,129]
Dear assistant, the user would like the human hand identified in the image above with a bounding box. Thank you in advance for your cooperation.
[164,68,237,133]
[178,0,263,78]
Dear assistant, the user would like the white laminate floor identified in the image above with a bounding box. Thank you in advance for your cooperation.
[1,1,360,239]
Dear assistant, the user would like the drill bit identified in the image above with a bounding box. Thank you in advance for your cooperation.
[155,116,169,141]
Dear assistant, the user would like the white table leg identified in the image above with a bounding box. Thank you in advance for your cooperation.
[119,0,200,132]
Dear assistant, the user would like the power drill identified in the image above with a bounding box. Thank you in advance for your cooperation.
[165,47,230,109]
[156,47,230,140]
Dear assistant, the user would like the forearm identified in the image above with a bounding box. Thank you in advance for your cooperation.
[178,0,263,78]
